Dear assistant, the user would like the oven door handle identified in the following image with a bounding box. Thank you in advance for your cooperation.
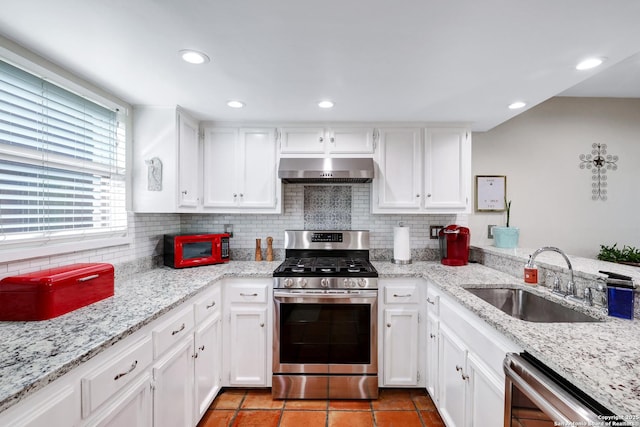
[274,290,377,300]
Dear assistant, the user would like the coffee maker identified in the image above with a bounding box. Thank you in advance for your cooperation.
[439,225,470,266]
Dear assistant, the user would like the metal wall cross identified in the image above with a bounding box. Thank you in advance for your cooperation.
[578,143,618,201]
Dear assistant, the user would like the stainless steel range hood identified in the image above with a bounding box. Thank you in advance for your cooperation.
[278,158,374,183]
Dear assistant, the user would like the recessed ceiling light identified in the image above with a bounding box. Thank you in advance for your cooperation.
[576,57,604,70]
[508,101,527,110]
[179,49,210,64]
[227,100,245,109]
[318,100,334,109]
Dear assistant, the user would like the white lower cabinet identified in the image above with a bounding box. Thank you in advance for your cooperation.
[427,284,522,427]
[84,373,152,427]
[379,279,425,387]
[152,336,195,427]
[438,323,468,427]
[194,312,222,420]
[224,279,272,387]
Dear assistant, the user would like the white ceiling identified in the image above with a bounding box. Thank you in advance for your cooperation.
[1,0,639,131]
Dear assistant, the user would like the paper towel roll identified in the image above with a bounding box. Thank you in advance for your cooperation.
[393,226,411,264]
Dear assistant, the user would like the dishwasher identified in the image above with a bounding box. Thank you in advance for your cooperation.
[503,352,631,426]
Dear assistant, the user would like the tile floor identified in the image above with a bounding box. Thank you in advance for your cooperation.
[197,388,445,427]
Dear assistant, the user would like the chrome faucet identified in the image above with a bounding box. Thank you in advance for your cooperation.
[527,247,576,298]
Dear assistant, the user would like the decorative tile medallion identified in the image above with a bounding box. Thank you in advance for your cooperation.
[304,186,352,230]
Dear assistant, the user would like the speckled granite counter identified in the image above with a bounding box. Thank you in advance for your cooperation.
[1,260,639,419]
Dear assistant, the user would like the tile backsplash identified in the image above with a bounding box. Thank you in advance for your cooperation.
[1,184,467,276]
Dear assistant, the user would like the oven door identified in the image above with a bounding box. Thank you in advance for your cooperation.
[273,289,378,375]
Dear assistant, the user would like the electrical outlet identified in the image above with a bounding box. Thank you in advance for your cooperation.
[224,224,234,238]
[430,225,444,239]
[487,225,496,239]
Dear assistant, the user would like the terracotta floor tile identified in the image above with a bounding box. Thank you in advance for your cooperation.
[231,410,280,427]
[420,410,446,427]
[284,399,328,410]
[241,390,285,409]
[280,410,327,427]
[328,410,374,427]
[412,394,437,411]
[328,400,372,410]
[371,389,416,411]
[374,410,423,427]
[197,410,235,427]
[211,389,246,409]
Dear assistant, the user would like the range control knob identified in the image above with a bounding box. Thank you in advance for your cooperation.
[284,278,294,288]
[320,278,330,288]
[357,278,367,288]
[343,278,351,288]
[298,278,308,288]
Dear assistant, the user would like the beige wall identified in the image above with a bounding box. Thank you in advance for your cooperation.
[470,97,640,258]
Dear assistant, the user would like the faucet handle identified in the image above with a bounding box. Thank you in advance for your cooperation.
[584,287,593,306]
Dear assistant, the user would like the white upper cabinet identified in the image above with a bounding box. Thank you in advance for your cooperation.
[132,106,200,213]
[372,126,471,214]
[278,126,374,156]
[373,128,422,211]
[202,127,281,213]
[424,128,471,211]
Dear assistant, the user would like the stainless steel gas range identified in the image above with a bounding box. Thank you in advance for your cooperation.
[272,230,379,399]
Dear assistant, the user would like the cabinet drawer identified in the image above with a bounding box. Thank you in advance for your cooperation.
[195,285,221,324]
[153,306,194,358]
[384,285,419,304]
[228,283,268,303]
[426,287,440,315]
[81,336,152,418]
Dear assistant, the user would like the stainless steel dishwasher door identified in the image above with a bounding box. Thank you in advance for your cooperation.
[503,353,627,427]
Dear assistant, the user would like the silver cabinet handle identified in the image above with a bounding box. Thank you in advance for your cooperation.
[192,353,198,359]
[199,345,205,351]
[171,323,185,336]
[456,365,463,372]
[206,301,216,309]
[393,293,412,298]
[426,297,436,305]
[114,360,137,381]
[240,292,258,297]
[430,333,436,339]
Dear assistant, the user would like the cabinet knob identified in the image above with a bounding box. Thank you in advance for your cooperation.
[233,193,237,198]
[455,365,463,372]
[430,333,436,339]
[330,137,335,143]
[386,323,391,328]
[239,193,244,197]
[427,193,432,198]
[182,190,188,195]
[416,194,420,198]
[260,323,265,328]
[319,137,324,143]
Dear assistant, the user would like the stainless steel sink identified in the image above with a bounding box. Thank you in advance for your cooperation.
[465,288,602,323]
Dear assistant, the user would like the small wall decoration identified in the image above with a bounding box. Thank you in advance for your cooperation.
[578,143,618,201]
[475,175,506,211]
[145,157,163,191]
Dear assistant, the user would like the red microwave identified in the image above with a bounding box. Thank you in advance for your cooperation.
[164,233,230,268]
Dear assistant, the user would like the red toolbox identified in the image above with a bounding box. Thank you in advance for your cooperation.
[0,263,114,321]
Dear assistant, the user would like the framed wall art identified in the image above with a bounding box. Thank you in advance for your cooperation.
[475,175,506,211]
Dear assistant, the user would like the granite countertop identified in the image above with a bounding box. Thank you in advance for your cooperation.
[1,260,639,419]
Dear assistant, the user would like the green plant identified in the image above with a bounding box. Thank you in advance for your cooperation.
[597,244,640,264]
[505,199,512,227]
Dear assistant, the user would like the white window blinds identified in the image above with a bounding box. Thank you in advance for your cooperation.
[0,59,127,245]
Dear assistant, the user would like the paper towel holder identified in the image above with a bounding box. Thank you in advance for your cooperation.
[392,222,412,264]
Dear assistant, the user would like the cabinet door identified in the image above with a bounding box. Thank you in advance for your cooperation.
[84,372,152,427]
[194,313,222,421]
[438,324,468,427]
[425,311,439,401]
[424,128,470,211]
[239,128,278,208]
[228,307,267,386]
[0,383,79,427]
[152,337,195,427]
[279,127,325,154]
[372,128,422,211]
[466,353,504,427]
[383,308,419,386]
[202,128,239,207]
[327,128,374,154]
[177,111,200,209]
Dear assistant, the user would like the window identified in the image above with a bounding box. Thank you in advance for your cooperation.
[0,59,127,252]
